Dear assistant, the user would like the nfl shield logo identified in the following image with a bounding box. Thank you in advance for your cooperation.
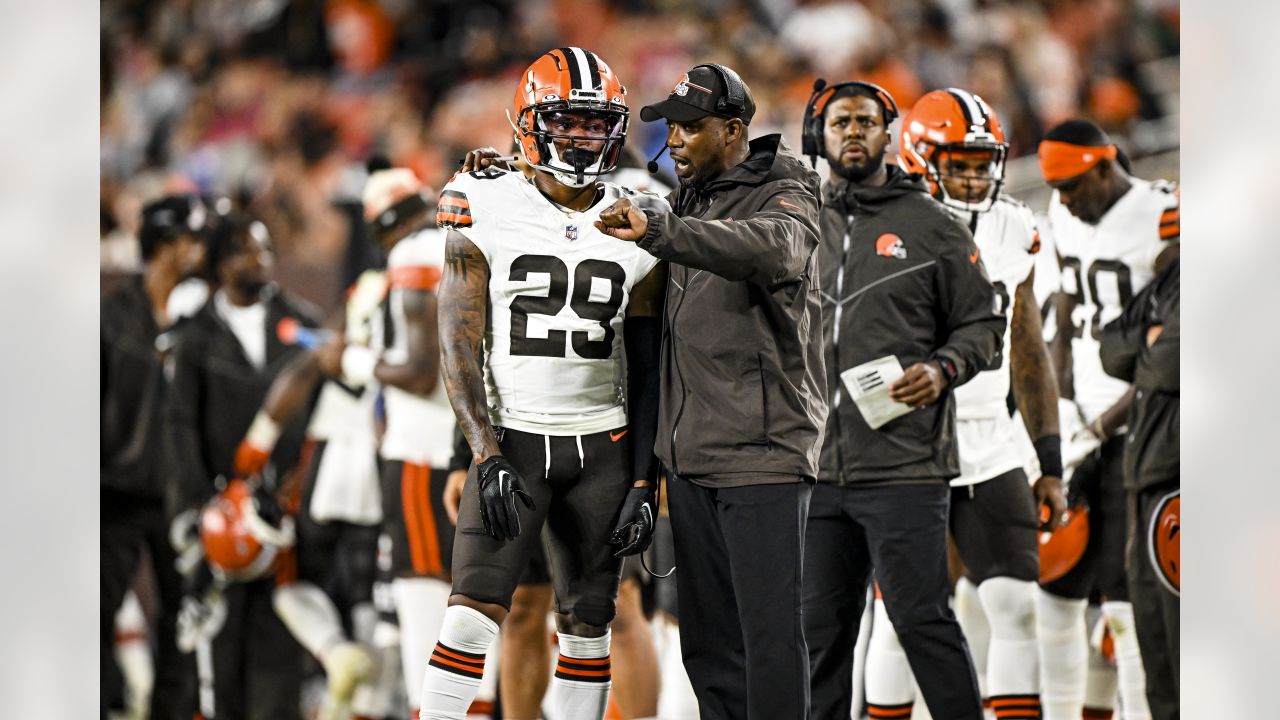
[565,225,578,241]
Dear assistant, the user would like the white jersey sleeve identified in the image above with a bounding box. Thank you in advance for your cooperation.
[1049,178,1178,421]
[440,172,661,435]
[378,228,456,466]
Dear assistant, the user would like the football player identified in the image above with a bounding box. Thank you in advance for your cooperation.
[1035,119,1179,720]
[861,88,1067,720]
[418,48,665,720]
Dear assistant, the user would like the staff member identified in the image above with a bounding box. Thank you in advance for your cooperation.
[596,63,827,720]
[798,80,1003,720]
[1100,258,1179,720]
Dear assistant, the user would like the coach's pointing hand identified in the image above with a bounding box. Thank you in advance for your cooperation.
[595,198,648,242]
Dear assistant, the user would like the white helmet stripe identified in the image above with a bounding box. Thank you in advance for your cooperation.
[946,87,987,130]
[568,47,594,91]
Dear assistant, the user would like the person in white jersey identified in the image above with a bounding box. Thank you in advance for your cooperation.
[860,88,1068,720]
[418,47,666,720]
[1035,119,1180,720]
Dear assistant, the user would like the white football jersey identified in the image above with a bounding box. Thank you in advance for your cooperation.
[438,169,661,435]
[951,196,1039,485]
[1049,178,1179,421]
[374,228,457,467]
[954,195,1039,421]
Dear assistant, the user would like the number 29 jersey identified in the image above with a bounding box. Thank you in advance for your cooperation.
[1048,177,1179,421]
[438,169,660,436]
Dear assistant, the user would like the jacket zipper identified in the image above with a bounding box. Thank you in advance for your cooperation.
[665,189,704,479]
[832,214,854,484]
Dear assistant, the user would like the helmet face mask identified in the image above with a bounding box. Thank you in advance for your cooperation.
[899,88,1009,214]
[511,48,629,188]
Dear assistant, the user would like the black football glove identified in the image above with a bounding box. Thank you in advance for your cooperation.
[610,485,656,557]
[475,456,535,541]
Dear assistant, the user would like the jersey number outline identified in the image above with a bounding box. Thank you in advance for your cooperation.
[508,254,625,359]
[1059,256,1134,340]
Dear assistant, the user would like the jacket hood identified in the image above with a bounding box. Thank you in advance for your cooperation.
[688,134,822,199]
[822,164,927,214]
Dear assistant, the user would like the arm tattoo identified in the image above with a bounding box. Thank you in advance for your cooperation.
[439,230,500,463]
[1010,274,1060,440]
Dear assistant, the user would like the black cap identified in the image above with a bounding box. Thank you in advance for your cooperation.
[640,65,756,125]
[139,195,208,261]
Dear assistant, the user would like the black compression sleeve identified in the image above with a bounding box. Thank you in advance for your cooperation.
[625,315,662,484]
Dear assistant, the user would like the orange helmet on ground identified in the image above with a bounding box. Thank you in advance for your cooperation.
[1039,505,1089,583]
[510,47,629,187]
[899,88,1008,213]
[200,478,295,581]
[1148,490,1179,596]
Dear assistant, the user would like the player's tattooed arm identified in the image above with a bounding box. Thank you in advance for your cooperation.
[373,288,440,396]
[1010,269,1059,441]
[439,230,500,464]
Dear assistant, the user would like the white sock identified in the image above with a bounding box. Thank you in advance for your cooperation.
[1101,601,1151,720]
[864,598,916,716]
[1084,606,1117,718]
[1036,589,1087,720]
[395,577,453,712]
[273,582,347,660]
[979,578,1041,718]
[552,631,612,720]
[955,576,991,699]
[419,605,498,720]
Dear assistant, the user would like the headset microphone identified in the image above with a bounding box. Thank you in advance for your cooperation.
[646,145,669,174]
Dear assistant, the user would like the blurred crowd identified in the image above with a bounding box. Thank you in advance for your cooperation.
[101,0,1179,311]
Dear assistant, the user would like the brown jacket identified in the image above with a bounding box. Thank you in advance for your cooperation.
[636,135,828,487]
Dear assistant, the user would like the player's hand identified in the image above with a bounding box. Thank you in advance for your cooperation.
[444,469,467,526]
[461,147,510,173]
[475,456,535,541]
[889,361,948,407]
[595,198,648,242]
[316,336,346,378]
[234,439,270,477]
[1034,475,1067,531]
[610,483,656,557]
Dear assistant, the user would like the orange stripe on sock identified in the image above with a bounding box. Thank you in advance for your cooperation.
[557,654,611,666]
[555,665,611,678]
[432,646,485,668]
[868,705,913,719]
[430,653,485,675]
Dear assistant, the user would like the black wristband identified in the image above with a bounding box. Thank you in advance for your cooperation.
[1032,434,1064,479]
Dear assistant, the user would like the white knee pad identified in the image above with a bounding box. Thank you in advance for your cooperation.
[979,578,1039,700]
[1037,589,1088,720]
[394,576,453,704]
[865,599,916,706]
[954,576,990,695]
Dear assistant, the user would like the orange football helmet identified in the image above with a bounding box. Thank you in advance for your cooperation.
[1148,489,1179,596]
[1039,505,1089,583]
[200,478,295,582]
[510,47,629,187]
[899,88,1008,213]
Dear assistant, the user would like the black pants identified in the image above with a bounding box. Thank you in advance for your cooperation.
[804,481,982,720]
[668,476,812,720]
[211,579,305,720]
[1129,484,1179,720]
[101,488,195,720]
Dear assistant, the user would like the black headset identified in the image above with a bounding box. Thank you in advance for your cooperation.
[801,78,899,164]
[694,63,747,119]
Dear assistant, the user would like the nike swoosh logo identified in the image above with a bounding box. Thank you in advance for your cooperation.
[610,429,628,442]
[779,199,803,211]
[969,250,980,264]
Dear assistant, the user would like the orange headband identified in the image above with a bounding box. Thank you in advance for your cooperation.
[1038,140,1117,182]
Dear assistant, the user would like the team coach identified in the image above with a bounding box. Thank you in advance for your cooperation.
[596,63,827,720]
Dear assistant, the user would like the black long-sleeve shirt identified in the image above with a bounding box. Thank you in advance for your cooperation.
[1100,259,1179,491]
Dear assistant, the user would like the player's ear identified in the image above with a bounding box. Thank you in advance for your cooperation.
[723,118,744,146]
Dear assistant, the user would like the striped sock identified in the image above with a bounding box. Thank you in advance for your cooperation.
[989,694,1042,719]
[868,701,914,719]
[419,606,497,720]
[552,631,611,720]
